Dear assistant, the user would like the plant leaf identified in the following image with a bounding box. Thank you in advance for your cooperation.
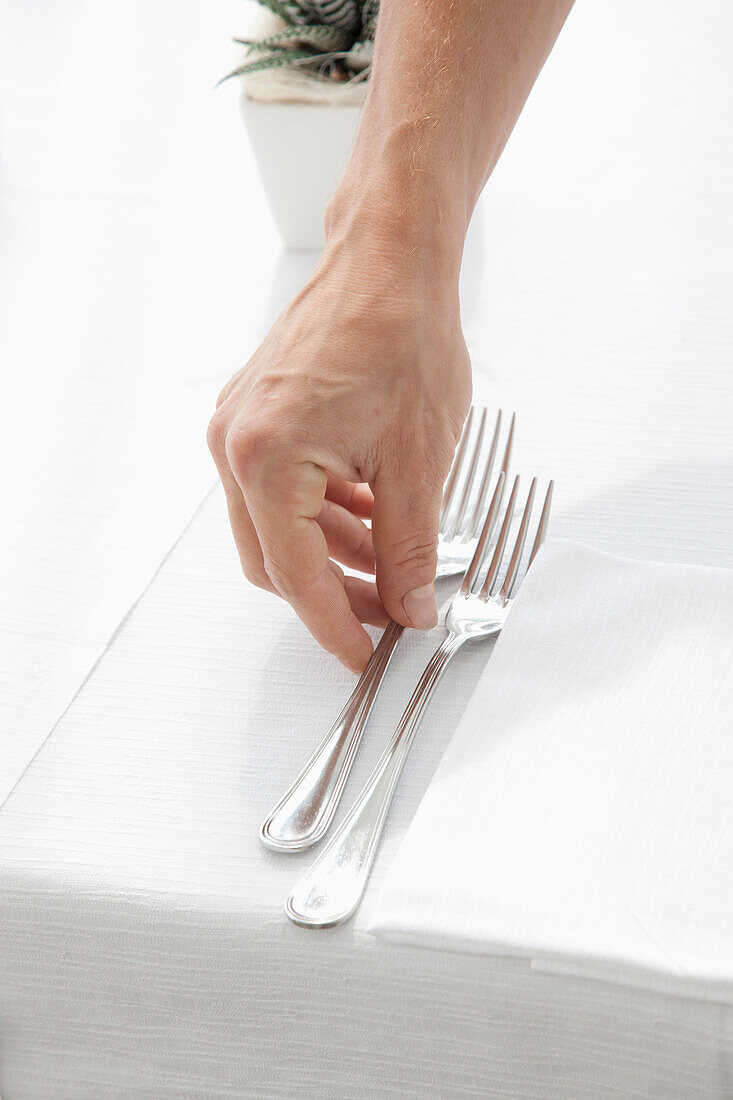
[234,24,351,53]
[218,48,321,84]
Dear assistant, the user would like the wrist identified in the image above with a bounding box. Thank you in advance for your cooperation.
[325,156,468,296]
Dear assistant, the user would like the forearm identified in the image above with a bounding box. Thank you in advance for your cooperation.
[328,0,574,275]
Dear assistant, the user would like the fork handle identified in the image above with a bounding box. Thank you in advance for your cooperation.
[259,618,405,851]
[285,632,465,927]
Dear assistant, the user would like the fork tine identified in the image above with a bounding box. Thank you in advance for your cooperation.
[479,475,520,598]
[472,410,515,536]
[440,406,474,528]
[448,407,487,538]
[459,471,505,595]
[527,480,554,570]
[466,408,500,537]
[498,478,537,601]
[500,411,516,479]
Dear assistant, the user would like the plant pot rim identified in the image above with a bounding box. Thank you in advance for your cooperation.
[241,92,362,109]
[238,64,368,108]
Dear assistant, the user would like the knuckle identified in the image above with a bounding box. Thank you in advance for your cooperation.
[241,561,272,592]
[206,410,229,463]
[237,546,276,593]
[264,561,294,598]
[386,529,438,574]
[265,559,327,602]
[224,423,270,485]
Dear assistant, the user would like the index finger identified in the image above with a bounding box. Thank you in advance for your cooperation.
[230,436,374,672]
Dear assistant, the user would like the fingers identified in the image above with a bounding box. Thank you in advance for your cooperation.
[325,476,374,518]
[370,467,444,631]
[228,431,374,672]
[317,499,375,574]
[328,562,389,627]
[219,467,383,628]
[207,419,276,592]
[210,414,377,596]
[209,413,384,666]
[220,467,375,586]
[343,578,389,626]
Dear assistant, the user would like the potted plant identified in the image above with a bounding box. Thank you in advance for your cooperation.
[223,0,378,249]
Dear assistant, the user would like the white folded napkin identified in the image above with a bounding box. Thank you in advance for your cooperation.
[369,540,733,1002]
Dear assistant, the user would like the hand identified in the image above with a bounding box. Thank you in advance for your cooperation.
[207,218,471,672]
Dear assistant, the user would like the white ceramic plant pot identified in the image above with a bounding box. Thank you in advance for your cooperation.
[242,97,362,250]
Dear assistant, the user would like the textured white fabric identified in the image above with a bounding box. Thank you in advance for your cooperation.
[0,0,283,806]
[1,499,732,1100]
[370,541,733,1002]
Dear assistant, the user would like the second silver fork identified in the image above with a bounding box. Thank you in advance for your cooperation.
[285,473,554,928]
[260,406,515,851]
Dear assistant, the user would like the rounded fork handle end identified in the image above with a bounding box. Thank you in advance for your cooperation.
[259,620,405,853]
[259,819,328,853]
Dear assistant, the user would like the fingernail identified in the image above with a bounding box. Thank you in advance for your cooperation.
[403,583,438,630]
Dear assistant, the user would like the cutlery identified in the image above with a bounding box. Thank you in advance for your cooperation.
[285,472,553,927]
[260,406,514,851]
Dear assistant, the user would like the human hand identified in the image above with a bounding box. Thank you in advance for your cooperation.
[208,211,471,672]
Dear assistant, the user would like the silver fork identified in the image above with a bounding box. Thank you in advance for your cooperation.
[260,407,515,852]
[285,473,553,927]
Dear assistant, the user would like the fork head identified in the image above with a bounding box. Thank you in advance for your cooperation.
[437,407,515,579]
[446,475,554,639]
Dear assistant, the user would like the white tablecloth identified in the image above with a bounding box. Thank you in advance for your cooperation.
[2,0,733,1096]
[1,498,731,1100]
[0,0,287,805]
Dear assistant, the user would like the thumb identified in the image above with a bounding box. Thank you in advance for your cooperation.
[370,468,443,630]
